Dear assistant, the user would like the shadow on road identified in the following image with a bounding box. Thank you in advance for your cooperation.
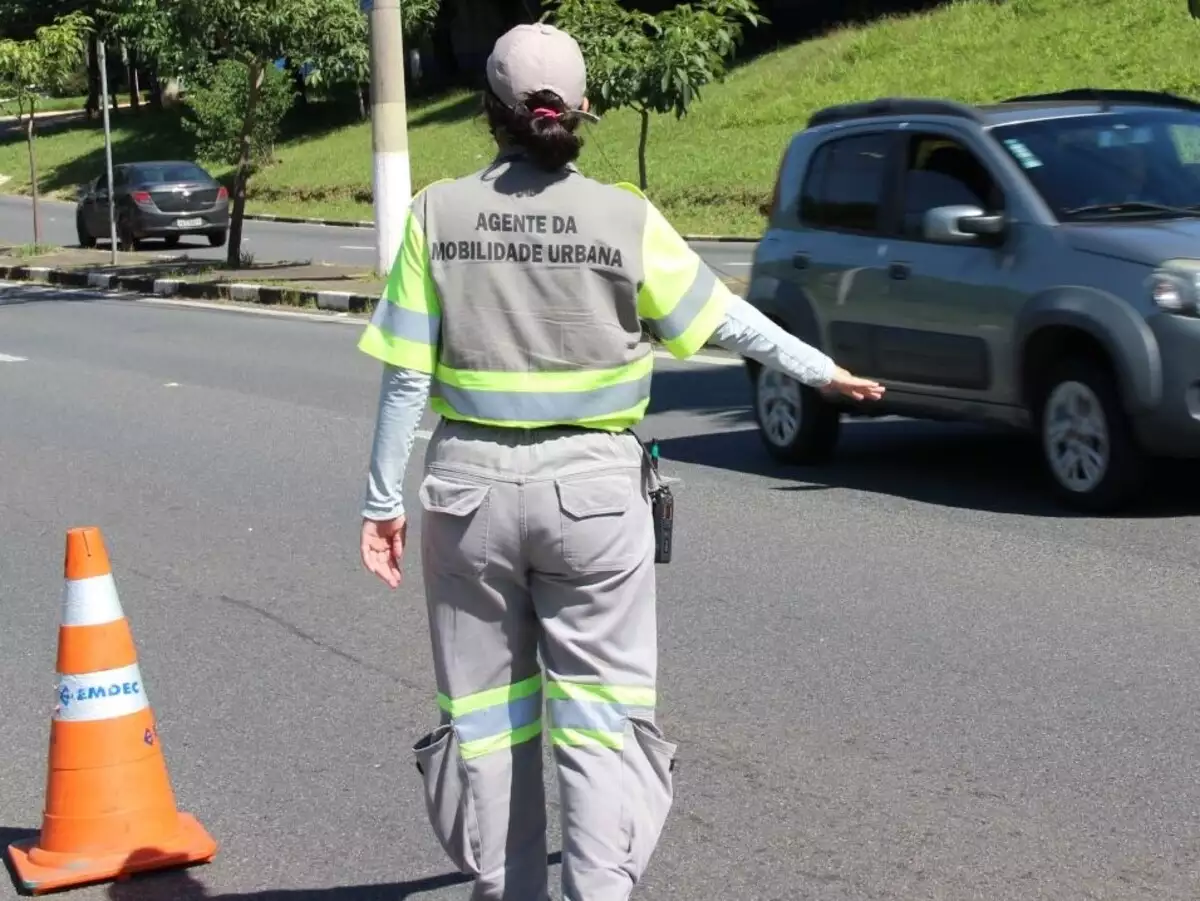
[103,867,479,901]
[0,284,103,306]
[0,825,560,900]
[647,364,1200,519]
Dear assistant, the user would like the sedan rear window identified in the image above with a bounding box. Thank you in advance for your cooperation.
[130,163,211,184]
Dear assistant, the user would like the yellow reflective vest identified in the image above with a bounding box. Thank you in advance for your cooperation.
[357,149,733,432]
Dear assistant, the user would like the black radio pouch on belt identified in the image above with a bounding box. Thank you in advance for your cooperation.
[641,437,674,565]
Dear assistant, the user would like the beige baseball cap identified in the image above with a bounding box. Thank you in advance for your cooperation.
[485,23,599,120]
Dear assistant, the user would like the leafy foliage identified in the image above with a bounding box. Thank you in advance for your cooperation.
[169,0,367,69]
[0,9,91,116]
[543,0,764,189]
[140,0,368,265]
[110,0,198,76]
[548,0,763,119]
[0,9,91,243]
[184,59,295,165]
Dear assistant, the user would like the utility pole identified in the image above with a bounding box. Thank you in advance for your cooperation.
[97,36,118,264]
[365,0,413,276]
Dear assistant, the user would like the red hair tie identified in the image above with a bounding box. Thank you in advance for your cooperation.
[531,107,561,120]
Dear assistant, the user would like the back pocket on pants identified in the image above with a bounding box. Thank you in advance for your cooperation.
[555,470,643,574]
[413,725,483,876]
[619,716,678,883]
[418,472,491,576]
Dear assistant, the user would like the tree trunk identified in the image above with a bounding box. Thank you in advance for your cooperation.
[358,83,367,121]
[86,34,100,120]
[291,62,308,107]
[638,108,650,192]
[128,47,141,111]
[227,61,265,268]
[148,63,163,110]
[26,111,39,246]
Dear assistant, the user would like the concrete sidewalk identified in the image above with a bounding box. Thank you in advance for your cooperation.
[0,245,384,313]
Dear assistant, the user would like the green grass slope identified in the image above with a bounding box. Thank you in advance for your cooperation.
[1,0,1198,237]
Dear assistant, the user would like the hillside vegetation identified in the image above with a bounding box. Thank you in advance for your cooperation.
[1,0,1198,236]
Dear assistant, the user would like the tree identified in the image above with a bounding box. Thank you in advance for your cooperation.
[156,0,368,266]
[301,0,441,121]
[544,0,765,191]
[0,10,91,245]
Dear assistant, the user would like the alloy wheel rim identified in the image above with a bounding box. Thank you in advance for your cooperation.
[1043,380,1110,493]
[757,368,803,446]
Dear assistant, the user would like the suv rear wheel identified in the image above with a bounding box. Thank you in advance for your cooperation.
[1036,357,1145,512]
[752,364,841,464]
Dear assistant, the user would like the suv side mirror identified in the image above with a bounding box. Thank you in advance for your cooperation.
[923,204,1006,245]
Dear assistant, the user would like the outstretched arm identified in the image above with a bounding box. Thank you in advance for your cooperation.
[634,195,883,401]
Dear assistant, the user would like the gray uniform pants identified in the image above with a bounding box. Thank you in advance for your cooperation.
[410,418,677,901]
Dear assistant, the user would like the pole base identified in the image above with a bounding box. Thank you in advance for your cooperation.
[6,812,217,896]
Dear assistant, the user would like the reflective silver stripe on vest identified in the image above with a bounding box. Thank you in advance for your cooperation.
[435,373,652,422]
[371,298,440,345]
[652,263,717,341]
[548,698,628,733]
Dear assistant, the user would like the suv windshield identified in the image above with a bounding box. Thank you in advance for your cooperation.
[990,109,1200,220]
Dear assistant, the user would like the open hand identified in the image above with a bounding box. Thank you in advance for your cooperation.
[826,366,886,402]
[361,516,407,589]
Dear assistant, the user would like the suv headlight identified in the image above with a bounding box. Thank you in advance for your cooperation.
[1151,261,1200,316]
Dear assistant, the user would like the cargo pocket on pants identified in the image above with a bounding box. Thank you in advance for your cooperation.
[412,725,483,876]
[619,716,678,883]
[418,472,491,575]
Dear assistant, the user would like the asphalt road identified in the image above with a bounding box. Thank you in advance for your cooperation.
[4,283,1200,901]
[0,195,757,283]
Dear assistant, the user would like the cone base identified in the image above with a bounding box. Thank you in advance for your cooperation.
[6,812,217,896]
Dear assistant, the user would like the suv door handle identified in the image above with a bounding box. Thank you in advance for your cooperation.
[793,252,810,270]
[888,262,910,280]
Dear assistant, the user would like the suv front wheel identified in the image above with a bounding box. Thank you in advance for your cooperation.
[1036,357,1146,512]
[752,364,841,464]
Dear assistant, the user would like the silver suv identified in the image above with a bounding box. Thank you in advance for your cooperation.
[744,89,1200,512]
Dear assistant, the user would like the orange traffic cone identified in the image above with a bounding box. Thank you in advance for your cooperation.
[6,526,218,894]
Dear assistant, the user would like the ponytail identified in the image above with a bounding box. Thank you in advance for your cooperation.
[484,88,585,171]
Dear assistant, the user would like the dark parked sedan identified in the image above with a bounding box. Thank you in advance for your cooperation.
[76,160,230,251]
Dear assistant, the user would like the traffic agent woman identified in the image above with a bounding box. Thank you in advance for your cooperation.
[356,22,885,901]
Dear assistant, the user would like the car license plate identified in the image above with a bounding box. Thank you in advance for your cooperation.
[175,217,203,228]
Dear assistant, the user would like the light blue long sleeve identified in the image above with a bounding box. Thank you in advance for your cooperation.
[709,294,836,388]
[361,295,838,521]
[362,364,431,521]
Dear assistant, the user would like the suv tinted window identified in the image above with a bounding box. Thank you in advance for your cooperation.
[992,109,1200,218]
[899,134,1004,239]
[799,132,891,234]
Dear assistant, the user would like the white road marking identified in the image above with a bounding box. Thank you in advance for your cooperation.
[129,295,354,323]
[0,280,743,367]
[164,382,180,388]
[0,352,27,362]
[339,245,374,251]
[415,429,432,440]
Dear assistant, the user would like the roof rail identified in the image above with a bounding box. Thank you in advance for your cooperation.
[1001,88,1200,112]
[807,97,984,129]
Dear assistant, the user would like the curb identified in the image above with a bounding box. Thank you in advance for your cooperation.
[0,263,732,352]
[0,263,379,315]
[244,212,376,230]
[239,211,759,244]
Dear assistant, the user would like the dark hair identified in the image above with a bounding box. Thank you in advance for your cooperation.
[483,88,585,171]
